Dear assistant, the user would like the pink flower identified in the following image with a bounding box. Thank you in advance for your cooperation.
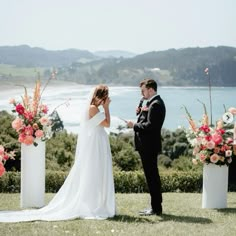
[40,104,49,114]
[12,118,24,131]
[199,153,207,162]
[23,111,34,122]
[18,133,26,143]
[214,147,220,154]
[3,154,9,161]
[0,162,5,177]
[228,107,236,115]
[216,119,223,129]
[9,98,16,104]
[193,146,200,155]
[226,137,233,144]
[206,140,215,150]
[0,145,4,156]
[15,104,25,115]
[23,125,34,136]
[204,68,209,75]
[210,154,220,163]
[35,130,44,138]
[39,116,49,126]
[211,133,223,145]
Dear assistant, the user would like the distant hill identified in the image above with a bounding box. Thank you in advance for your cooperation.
[0,45,236,86]
[53,46,236,86]
[93,50,136,58]
[0,45,97,67]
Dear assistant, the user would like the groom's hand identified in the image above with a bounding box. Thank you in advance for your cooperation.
[126,120,134,128]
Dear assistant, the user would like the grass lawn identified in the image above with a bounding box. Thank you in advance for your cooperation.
[0,192,236,236]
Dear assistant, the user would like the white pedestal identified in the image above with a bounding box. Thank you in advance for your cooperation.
[202,164,228,209]
[21,139,46,208]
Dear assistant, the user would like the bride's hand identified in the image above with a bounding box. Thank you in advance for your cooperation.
[103,97,111,109]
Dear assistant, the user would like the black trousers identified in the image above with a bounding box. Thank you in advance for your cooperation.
[138,149,162,212]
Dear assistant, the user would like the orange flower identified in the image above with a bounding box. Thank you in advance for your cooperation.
[0,162,5,177]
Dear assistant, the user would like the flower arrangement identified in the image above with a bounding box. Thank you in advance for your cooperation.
[0,145,15,176]
[10,72,64,146]
[184,104,236,166]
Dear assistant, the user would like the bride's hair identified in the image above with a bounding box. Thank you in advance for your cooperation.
[90,85,109,106]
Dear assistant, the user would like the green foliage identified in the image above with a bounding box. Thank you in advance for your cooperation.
[46,171,68,193]
[45,130,77,171]
[161,171,202,193]
[0,170,203,193]
[158,154,172,168]
[171,156,203,172]
[110,135,141,171]
[114,171,148,193]
[161,127,192,160]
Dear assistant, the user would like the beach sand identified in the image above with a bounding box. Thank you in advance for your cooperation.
[0,78,86,92]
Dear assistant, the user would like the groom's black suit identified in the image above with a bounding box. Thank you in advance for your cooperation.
[134,95,166,213]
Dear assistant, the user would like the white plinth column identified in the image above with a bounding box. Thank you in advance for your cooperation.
[20,139,45,208]
[202,164,228,209]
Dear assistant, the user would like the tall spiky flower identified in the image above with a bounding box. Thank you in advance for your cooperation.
[32,80,41,117]
[182,105,197,132]
[197,99,209,126]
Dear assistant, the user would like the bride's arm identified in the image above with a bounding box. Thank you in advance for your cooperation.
[100,97,111,127]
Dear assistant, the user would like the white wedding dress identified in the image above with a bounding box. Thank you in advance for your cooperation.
[0,110,116,222]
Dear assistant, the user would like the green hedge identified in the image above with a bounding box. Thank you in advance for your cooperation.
[0,170,203,193]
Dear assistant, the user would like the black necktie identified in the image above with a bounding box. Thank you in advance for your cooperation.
[146,101,150,107]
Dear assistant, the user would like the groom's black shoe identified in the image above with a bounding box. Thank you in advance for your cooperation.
[139,208,162,216]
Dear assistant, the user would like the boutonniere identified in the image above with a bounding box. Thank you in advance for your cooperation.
[141,106,149,112]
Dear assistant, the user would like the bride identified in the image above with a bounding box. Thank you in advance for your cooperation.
[0,84,116,222]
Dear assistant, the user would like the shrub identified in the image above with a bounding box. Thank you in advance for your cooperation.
[0,170,203,193]
[158,154,172,168]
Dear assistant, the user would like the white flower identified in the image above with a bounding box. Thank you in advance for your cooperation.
[225,150,232,157]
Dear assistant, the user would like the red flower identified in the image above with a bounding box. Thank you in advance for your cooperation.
[199,125,210,133]
[15,104,25,115]
[205,135,212,141]
[216,128,225,135]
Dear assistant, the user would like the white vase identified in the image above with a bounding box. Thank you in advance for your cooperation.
[20,139,45,208]
[202,163,228,209]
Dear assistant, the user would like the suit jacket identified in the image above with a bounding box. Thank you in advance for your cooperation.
[134,95,166,153]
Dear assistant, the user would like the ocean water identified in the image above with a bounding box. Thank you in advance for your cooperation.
[0,82,235,134]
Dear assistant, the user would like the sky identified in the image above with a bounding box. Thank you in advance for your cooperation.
[0,0,236,54]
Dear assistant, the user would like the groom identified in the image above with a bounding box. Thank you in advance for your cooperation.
[127,78,166,216]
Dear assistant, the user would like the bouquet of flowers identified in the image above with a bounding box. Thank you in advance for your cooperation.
[10,76,64,146]
[184,104,236,166]
[0,145,15,176]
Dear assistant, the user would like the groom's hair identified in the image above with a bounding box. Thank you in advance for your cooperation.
[140,78,157,91]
